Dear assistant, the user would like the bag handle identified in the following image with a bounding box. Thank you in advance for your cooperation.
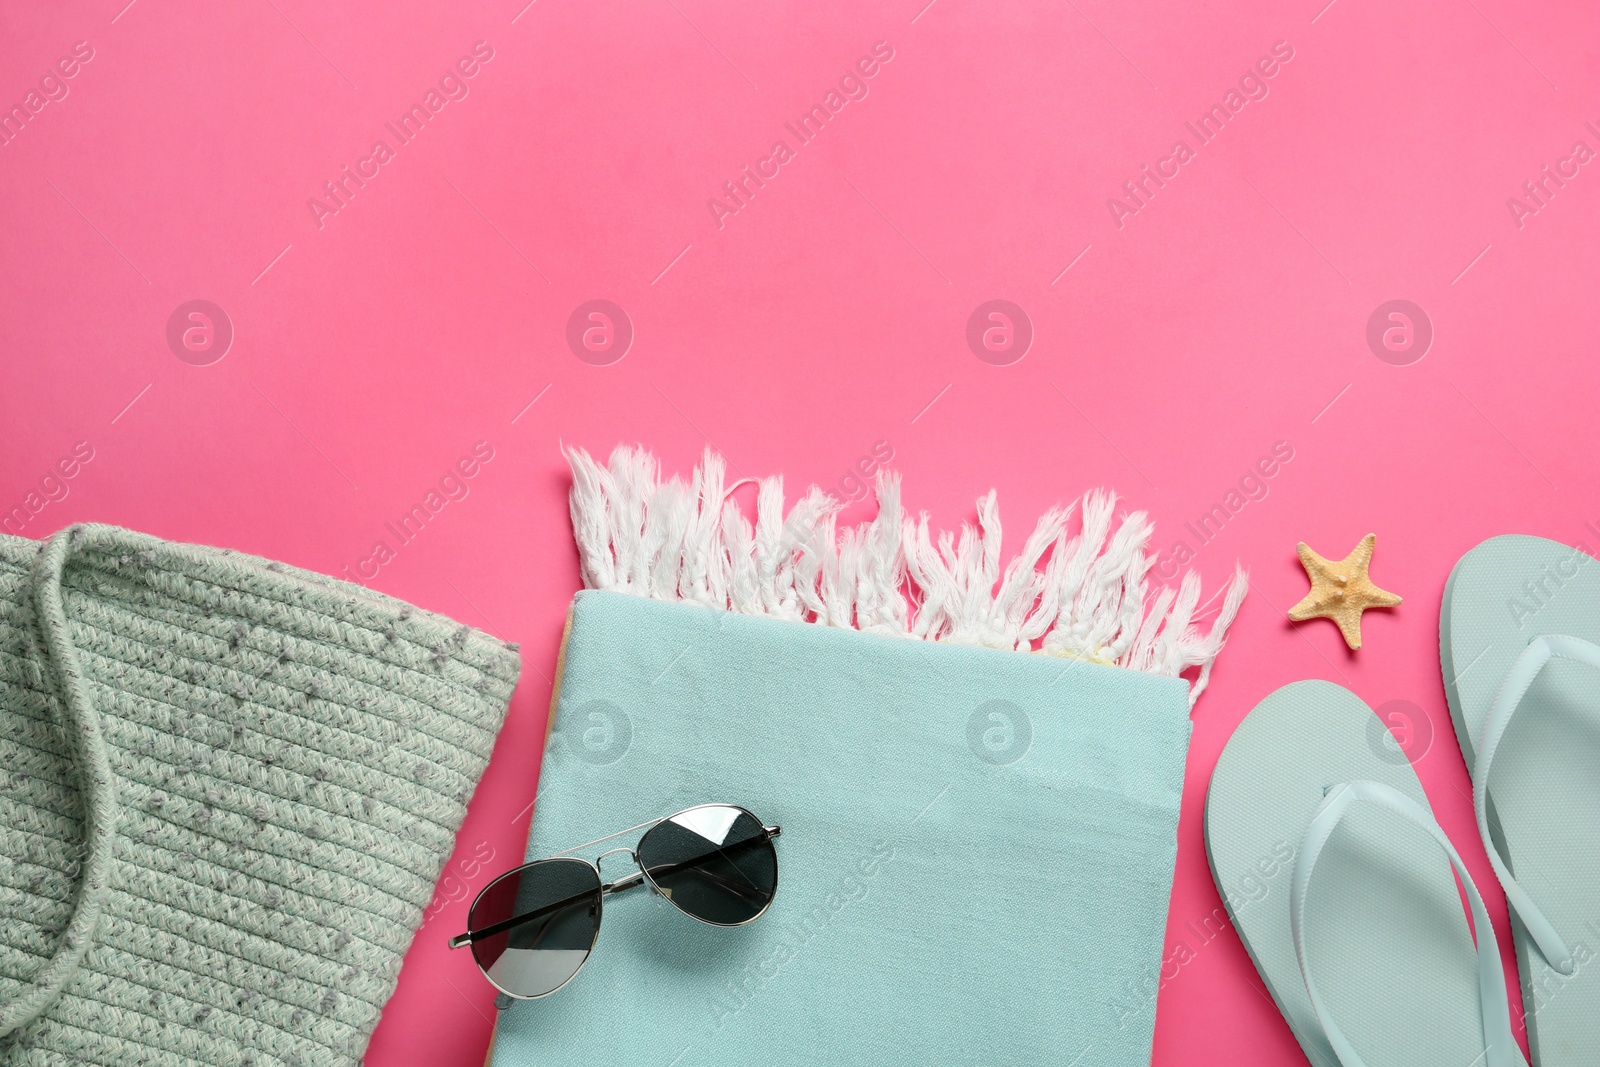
[0,526,121,1039]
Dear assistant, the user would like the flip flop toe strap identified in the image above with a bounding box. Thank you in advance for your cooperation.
[1289,780,1525,1067]
[1477,633,1593,975]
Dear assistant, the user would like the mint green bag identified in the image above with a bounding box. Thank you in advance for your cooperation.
[1,524,519,1066]
[489,447,1244,1067]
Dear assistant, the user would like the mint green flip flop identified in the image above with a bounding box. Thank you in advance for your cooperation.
[1442,535,1600,1065]
[1206,681,1526,1067]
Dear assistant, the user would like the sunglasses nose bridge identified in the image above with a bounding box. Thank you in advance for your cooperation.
[594,846,640,884]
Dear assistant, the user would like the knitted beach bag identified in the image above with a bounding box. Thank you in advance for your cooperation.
[0,524,521,1066]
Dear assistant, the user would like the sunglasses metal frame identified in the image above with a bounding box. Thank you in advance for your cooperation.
[448,803,781,1000]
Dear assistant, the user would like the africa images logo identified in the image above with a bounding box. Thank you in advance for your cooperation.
[1364,700,1434,765]
[1365,300,1432,366]
[1504,120,1600,231]
[304,41,496,230]
[565,300,633,366]
[966,300,1033,366]
[0,40,95,150]
[166,300,234,366]
[1106,41,1295,229]
[967,700,1031,765]
[705,41,896,229]
[554,699,632,766]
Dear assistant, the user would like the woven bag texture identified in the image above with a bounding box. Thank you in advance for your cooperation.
[0,524,520,1066]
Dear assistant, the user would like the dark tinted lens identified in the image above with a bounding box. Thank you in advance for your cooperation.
[467,858,601,997]
[636,805,777,925]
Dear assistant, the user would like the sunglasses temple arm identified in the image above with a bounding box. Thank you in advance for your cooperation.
[633,829,782,903]
[668,863,771,904]
[602,871,647,895]
[447,877,650,949]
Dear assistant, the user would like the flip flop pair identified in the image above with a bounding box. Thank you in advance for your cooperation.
[1206,536,1600,1066]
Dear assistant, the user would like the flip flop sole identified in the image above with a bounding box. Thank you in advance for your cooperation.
[1442,535,1600,1066]
[1205,681,1491,1067]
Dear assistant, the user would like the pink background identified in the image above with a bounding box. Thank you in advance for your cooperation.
[3,1,1597,1063]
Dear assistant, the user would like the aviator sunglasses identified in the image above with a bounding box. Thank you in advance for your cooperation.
[449,803,781,998]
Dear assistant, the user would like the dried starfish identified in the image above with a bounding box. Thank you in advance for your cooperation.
[1288,534,1401,650]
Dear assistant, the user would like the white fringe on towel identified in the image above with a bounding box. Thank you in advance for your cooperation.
[567,445,1248,705]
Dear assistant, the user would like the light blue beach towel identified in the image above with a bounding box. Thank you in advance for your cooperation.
[489,447,1245,1067]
